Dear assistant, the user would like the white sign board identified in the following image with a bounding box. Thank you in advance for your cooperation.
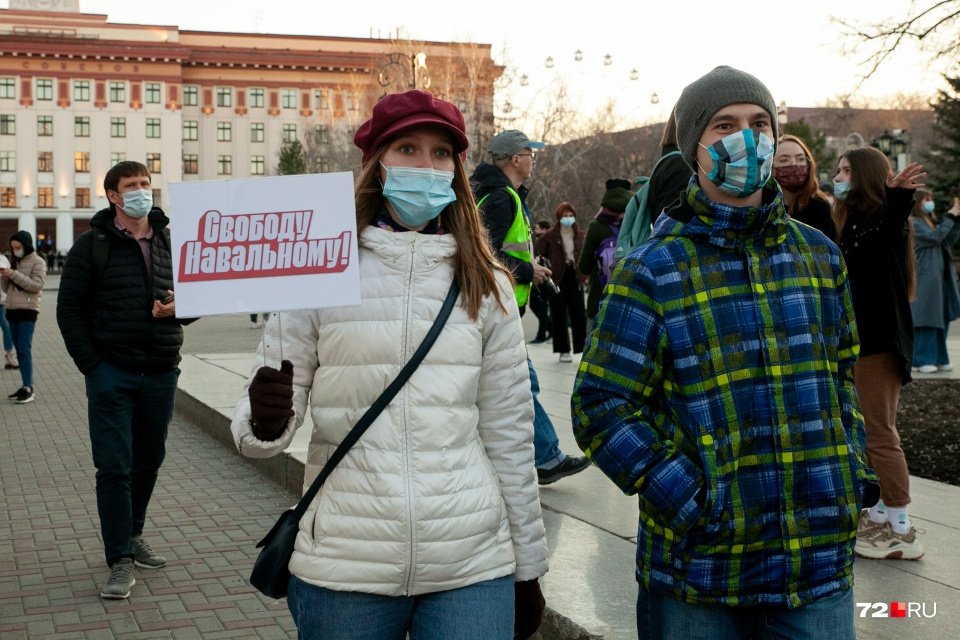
[168,173,360,317]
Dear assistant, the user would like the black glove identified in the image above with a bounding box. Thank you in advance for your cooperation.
[248,360,294,441]
[514,579,545,640]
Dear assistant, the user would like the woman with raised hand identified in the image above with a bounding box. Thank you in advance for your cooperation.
[833,147,926,561]
[231,90,547,640]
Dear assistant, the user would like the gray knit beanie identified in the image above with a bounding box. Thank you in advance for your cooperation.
[674,66,778,171]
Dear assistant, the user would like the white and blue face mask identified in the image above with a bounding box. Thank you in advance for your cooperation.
[380,164,456,228]
[833,181,852,201]
[120,189,153,219]
[699,129,775,198]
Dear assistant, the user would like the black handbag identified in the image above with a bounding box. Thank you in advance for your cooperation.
[250,279,461,599]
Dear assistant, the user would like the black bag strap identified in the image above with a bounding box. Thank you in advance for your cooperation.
[288,278,461,522]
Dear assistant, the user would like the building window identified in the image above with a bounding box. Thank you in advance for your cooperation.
[1,77,16,99]
[183,153,198,175]
[145,82,161,104]
[75,116,90,137]
[316,124,328,144]
[250,88,264,108]
[38,152,54,172]
[183,85,198,106]
[281,89,297,109]
[146,153,161,173]
[319,158,329,173]
[216,87,232,108]
[217,122,232,142]
[0,114,14,135]
[1,187,15,207]
[111,152,126,165]
[75,187,90,208]
[183,120,198,141]
[109,81,125,103]
[146,118,161,138]
[314,89,328,109]
[75,151,91,173]
[217,155,232,175]
[250,155,265,175]
[250,122,264,143]
[152,188,161,205]
[349,93,362,111]
[0,151,14,171]
[38,116,53,136]
[38,187,54,208]
[282,123,297,143]
[37,78,53,100]
[111,117,126,138]
[74,80,90,101]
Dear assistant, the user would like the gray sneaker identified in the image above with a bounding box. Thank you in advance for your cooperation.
[132,536,167,569]
[101,558,136,599]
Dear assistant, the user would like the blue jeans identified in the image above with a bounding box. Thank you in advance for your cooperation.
[636,584,855,640]
[288,574,514,640]
[8,318,35,388]
[527,354,563,468]
[0,304,12,352]
[913,326,949,367]
[85,362,179,566]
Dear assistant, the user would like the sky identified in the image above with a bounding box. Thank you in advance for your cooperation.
[4,0,948,129]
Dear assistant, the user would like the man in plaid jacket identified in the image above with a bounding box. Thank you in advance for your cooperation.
[572,67,878,639]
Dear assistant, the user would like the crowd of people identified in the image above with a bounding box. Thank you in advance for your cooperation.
[7,64,958,639]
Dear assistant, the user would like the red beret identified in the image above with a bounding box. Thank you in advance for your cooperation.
[354,90,469,164]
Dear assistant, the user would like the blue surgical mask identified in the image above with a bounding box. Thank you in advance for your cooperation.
[699,129,775,198]
[560,217,575,227]
[381,164,456,228]
[833,181,851,201]
[120,189,153,219]
[923,200,935,214]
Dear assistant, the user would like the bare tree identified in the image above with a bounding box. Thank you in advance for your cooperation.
[835,1,960,85]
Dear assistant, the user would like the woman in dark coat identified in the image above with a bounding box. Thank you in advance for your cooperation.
[536,202,586,362]
[578,180,633,329]
[774,134,837,240]
[909,190,960,373]
[833,147,926,560]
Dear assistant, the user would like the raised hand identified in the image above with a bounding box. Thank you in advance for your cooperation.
[886,162,926,190]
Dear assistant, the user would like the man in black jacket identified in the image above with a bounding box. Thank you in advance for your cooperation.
[471,130,590,485]
[57,161,193,600]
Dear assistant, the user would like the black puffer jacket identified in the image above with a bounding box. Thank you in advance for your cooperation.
[57,207,190,375]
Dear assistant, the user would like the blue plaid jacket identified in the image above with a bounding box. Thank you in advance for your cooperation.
[572,179,876,608]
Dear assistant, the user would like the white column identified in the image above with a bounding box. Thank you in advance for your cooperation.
[56,212,75,252]
[16,213,37,241]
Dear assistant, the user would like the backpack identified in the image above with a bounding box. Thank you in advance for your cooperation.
[614,150,682,261]
[595,224,620,289]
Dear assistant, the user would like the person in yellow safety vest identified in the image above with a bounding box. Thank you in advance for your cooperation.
[471,130,592,486]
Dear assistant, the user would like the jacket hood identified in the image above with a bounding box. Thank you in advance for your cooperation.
[10,230,35,256]
[470,162,513,199]
[651,177,788,251]
[91,206,170,234]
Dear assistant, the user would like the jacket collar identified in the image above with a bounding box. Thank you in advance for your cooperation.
[360,224,457,265]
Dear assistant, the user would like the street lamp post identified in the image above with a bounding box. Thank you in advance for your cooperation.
[378,52,431,93]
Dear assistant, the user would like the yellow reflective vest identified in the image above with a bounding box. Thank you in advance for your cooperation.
[479,186,533,307]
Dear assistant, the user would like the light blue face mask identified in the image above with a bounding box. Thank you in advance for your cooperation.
[120,189,153,219]
[381,164,456,228]
[833,181,851,201]
[923,200,935,214]
[699,129,775,198]
[560,217,575,227]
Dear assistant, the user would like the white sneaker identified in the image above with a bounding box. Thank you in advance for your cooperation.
[938,364,954,371]
[559,353,572,363]
[918,365,938,374]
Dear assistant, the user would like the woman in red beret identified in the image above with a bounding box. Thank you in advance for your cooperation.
[232,90,547,640]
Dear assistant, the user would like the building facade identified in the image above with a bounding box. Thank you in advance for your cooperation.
[0,0,500,251]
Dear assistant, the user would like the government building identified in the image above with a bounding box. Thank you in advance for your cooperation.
[0,0,499,252]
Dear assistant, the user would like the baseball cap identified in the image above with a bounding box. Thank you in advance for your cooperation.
[488,130,545,157]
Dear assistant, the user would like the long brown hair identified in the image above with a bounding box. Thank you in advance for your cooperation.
[354,139,511,321]
[910,189,936,230]
[834,147,916,300]
[776,134,829,215]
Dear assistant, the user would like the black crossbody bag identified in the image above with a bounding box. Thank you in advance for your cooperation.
[250,280,461,599]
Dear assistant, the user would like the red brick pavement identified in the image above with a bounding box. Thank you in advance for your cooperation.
[0,292,298,639]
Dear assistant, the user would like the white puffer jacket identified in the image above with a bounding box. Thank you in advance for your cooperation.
[232,226,548,596]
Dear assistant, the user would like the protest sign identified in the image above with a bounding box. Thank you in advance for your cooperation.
[169,173,359,317]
